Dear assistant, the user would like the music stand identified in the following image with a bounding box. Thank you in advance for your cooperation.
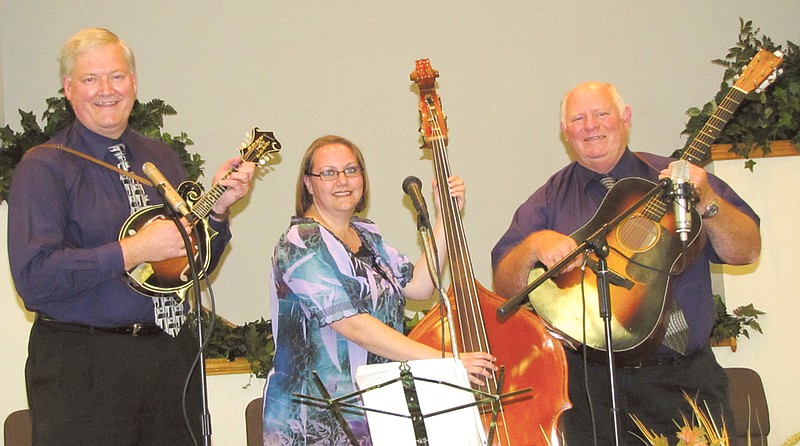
[293,359,530,446]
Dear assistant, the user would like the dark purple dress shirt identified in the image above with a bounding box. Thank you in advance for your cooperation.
[8,121,231,327]
[491,149,759,355]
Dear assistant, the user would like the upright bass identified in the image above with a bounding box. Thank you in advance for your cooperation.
[407,59,570,446]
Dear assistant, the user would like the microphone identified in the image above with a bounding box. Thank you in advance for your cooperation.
[142,162,191,217]
[669,160,693,246]
[402,175,430,230]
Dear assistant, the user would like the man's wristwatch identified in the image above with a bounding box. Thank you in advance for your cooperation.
[701,198,719,219]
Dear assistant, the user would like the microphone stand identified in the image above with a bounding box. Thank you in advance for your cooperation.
[169,210,212,446]
[496,178,671,446]
[416,213,460,360]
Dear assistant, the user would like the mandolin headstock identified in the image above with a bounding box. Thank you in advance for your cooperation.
[240,127,281,166]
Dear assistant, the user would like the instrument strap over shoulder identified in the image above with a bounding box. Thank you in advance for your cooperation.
[32,143,153,187]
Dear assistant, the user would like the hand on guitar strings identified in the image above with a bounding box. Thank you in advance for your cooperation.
[450,351,498,386]
[528,229,582,276]
[431,176,466,212]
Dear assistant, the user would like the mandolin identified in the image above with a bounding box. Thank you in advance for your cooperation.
[119,127,281,302]
[527,49,783,364]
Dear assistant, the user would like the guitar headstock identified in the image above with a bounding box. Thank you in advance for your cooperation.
[410,58,448,148]
[240,128,281,166]
[733,48,784,94]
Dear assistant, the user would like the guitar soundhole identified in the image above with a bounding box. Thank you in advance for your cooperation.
[616,215,659,252]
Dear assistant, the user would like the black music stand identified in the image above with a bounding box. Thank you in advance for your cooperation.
[496,178,672,446]
[294,361,530,446]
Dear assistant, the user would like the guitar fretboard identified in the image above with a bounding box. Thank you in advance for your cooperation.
[682,88,747,165]
[644,86,747,221]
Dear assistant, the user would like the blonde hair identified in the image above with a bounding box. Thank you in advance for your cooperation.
[59,28,135,78]
[296,135,369,216]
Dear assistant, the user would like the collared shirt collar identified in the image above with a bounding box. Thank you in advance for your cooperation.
[73,120,133,162]
[573,148,648,194]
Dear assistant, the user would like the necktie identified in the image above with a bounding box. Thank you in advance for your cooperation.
[109,144,185,337]
[662,300,689,354]
[108,144,150,213]
[599,174,617,190]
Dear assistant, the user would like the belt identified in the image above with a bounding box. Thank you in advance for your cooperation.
[37,315,164,336]
[626,346,708,369]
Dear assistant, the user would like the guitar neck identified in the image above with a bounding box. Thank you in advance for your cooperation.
[188,134,275,220]
[644,85,749,222]
[681,87,748,165]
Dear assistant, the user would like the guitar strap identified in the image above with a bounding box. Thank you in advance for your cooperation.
[632,152,690,354]
[32,143,154,187]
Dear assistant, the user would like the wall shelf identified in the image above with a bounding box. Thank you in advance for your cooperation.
[205,357,255,376]
[711,337,737,352]
[710,140,798,161]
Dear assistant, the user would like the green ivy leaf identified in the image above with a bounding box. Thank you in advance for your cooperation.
[711,295,765,343]
[0,93,206,202]
[681,18,799,169]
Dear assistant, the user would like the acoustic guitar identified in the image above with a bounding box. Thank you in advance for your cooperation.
[119,127,281,302]
[527,49,783,364]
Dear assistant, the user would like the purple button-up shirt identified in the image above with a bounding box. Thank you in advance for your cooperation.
[7,121,231,327]
[491,149,759,355]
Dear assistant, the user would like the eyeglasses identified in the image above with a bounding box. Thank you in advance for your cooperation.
[309,165,363,181]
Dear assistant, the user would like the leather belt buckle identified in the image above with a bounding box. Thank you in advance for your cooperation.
[131,323,162,336]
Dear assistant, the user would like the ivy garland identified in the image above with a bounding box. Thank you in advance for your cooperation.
[0,93,204,203]
[680,18,799,171]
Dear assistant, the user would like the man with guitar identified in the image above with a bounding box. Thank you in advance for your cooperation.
[7,28,256,445]
[491,81,760,444]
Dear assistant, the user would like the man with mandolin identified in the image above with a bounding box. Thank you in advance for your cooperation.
[7,28,256,445]
[491,81,761,444]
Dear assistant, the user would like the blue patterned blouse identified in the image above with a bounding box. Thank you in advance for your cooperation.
[263,216,414,445]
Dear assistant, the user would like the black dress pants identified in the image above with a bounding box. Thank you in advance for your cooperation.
[559,346,734,445]
[26,319,203,446]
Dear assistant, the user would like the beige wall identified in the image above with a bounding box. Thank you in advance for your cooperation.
[2,1,798,443]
